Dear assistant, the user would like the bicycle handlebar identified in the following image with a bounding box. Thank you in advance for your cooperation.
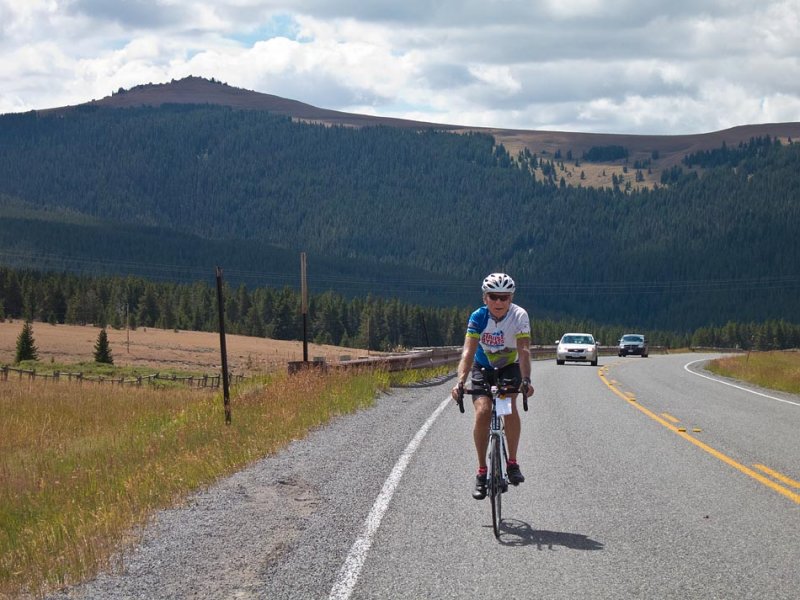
[455,382,465,413]
[455,384,529,412]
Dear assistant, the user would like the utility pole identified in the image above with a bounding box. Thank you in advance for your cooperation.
[126,301,130,353]
[301,252,308,362]
[215,267,231,425]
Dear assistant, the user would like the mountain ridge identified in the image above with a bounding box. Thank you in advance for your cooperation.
[42,75,459,130]
[3,79,799,330]
[38,75,800,172]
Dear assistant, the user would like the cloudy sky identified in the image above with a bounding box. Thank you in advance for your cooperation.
[2,0,799,134]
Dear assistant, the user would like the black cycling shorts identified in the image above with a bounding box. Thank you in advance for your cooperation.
[469,363,521,398]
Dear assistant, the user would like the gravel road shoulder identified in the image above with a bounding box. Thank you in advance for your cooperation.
[46,383,449,599]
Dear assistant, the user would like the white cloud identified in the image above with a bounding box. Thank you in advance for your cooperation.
[0,1,799,133]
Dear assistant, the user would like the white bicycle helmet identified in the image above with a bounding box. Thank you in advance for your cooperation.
[481,272,515,293]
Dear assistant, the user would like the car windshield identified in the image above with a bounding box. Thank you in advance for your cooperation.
[564,335,593,344]
[622,335,643,342]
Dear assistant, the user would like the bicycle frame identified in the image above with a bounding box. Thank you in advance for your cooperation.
[486,385,510,496]
[457,381,527,538]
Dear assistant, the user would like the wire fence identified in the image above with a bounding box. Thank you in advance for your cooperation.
[0,365,244,388]
[2,346,742,386]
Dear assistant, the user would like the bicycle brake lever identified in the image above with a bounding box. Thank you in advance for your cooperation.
[522,378,530,412]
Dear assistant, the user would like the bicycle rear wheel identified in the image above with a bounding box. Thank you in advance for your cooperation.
[489,435,503,538]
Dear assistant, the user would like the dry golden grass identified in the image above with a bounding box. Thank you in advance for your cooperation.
[706,351,800,394]
[0,320,372,376]
[0,368,388,598]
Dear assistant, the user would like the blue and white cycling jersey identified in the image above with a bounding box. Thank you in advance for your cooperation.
[466,303,531,369]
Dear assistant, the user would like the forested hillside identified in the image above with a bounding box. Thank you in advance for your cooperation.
[1,103,799,331]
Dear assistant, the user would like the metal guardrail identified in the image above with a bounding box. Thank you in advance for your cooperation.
[687,347,746,354]
[286,344,745,375]
[287,345,662,374]
[289,344,651,374]
[288,347,463,374]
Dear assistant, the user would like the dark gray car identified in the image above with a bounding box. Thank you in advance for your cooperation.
[618,334,648,357]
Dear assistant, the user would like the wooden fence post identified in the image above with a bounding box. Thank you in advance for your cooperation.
[215,267,232,424]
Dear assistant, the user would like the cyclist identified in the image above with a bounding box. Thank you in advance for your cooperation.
[451,272,535,500]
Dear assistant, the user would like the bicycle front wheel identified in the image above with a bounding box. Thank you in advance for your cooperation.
[490,435,503,538]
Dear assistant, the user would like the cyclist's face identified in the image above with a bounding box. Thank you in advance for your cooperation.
[484,293,512,318]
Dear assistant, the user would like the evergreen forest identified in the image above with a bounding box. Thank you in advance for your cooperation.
[0,103,799,333]
[3,266,799,352]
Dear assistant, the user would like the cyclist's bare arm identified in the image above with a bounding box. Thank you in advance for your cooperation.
[517,336,535,397]
[452,336,479,402]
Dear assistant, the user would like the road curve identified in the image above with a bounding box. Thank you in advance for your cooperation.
[50,353,800,599]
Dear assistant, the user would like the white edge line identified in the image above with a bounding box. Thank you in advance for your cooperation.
[328,397,452,600]
[684,359,800,407]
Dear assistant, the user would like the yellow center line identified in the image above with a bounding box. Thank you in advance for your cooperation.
[598,368,800,505]
[753,464,800,489]
[661,412,680,423]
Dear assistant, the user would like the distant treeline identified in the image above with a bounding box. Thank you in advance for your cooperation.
[3,266,800,352]
[582,145,629,162]
[0,266,464,350]
[683,135,783,169]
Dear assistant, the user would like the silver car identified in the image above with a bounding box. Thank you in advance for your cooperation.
[556,333,599,366]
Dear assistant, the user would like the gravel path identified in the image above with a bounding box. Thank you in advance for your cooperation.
[46,382,450,599]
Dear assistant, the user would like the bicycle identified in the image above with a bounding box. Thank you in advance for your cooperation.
[456,381,528,538]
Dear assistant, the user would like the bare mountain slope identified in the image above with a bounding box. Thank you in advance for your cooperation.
[52,75,457,130]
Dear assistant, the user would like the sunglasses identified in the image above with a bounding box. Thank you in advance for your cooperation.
[487,293,511,302]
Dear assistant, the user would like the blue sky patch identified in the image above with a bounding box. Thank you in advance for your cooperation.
[228,14,303,47]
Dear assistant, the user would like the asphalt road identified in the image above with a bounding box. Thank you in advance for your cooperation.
[53,353,800,599]
[269,353,800,599]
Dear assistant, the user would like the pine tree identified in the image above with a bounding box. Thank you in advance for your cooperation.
[15,320,39,363]
[93,327,114,364]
